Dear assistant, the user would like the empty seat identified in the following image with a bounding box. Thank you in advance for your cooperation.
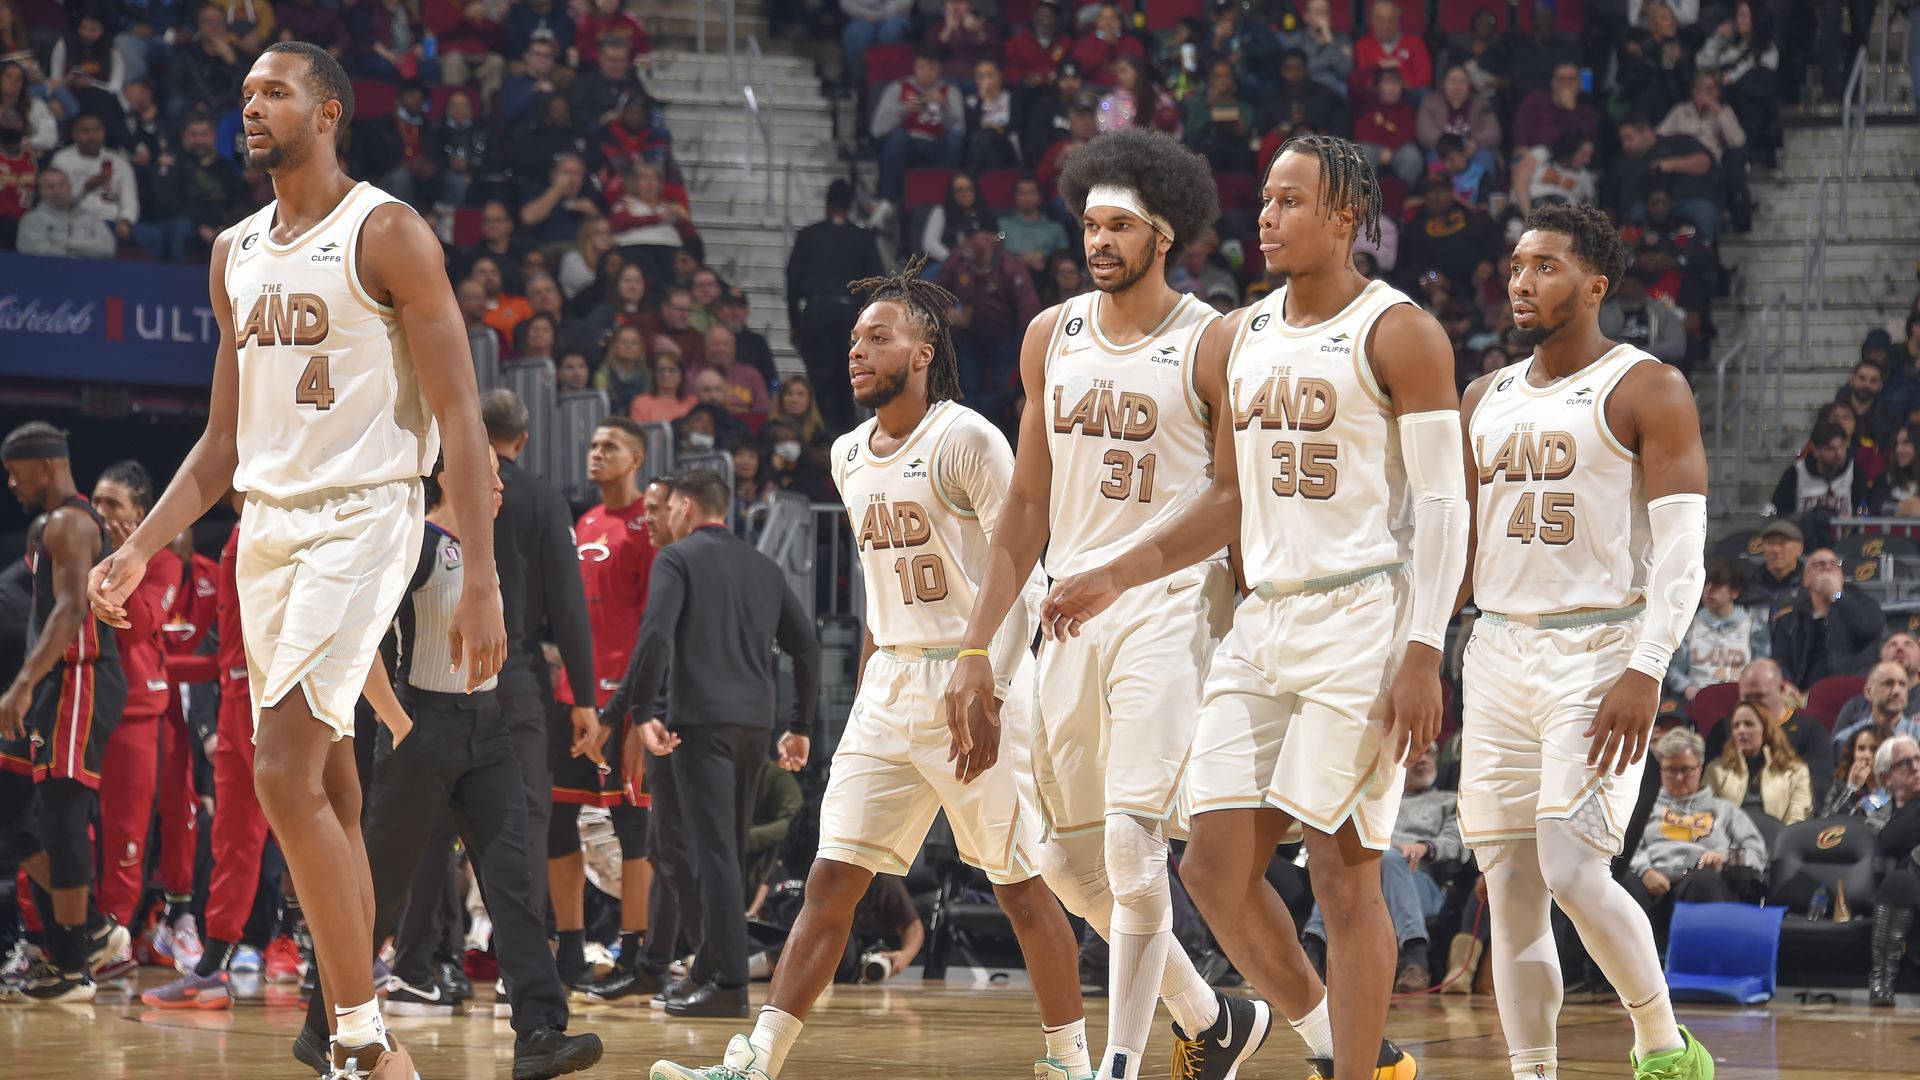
[1664,901,1788,1005]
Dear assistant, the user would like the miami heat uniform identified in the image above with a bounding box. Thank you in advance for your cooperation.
[1189,280,1418,848]
[1036,290,1228,837]
[824,401,1041,882]
[551,499,653,809]
[225,181,438,736]
[22,497,127,787]
[96,544,182,924]
[1458,344,1658,852]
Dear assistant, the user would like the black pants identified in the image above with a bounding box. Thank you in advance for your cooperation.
[643,748,696,971]
[500,689,554,932]
[392,821,463,987]
[795,297,860,432]
[670,724,765,989]
[306,689,568,1038]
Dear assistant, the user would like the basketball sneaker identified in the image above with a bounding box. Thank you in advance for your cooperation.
[1631,1027,1713,1080]
[291,1026,330,1076]
[649,1033,772,1080]
[89,918,134,979]
[584,941,616,977]
[0,964,96,1004]
[587,963,663,1005]
[1,939,39,983]
[141,969,233,1010]
[1306,1038,1418,1079]
[231,944,264,974]
[264,935,303,984]
[385,976,458,1016]
[1034,1058,1096,1080]
[151,915,204,974]
[1171,990,1272,1080]
[330,1036,418,1080]
[439,958,473,1003]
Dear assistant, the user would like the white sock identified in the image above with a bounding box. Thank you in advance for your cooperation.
[1104,928,1168,1069]
[1159,946,1218,1035]
[1287,992,1335,1059]
[332,998,387,1049]
[1043,1018,1091,1076]
[1510,1047,1557,1078]
[1623,989,1683,1061]
[749,1006,803,1079]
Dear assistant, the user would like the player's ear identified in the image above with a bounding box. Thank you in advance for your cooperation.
[914,339,936,374]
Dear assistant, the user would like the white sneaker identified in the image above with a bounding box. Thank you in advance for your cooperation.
[583,942,615,976]
[230,944,263,973]
[649,1033,771,1080]
[166,915,204,975]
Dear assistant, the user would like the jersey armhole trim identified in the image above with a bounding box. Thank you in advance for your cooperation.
[1181,312,1217,428]
[346,192,400,317]
[1351,295,1404,412]
[1220,298,1263,411]
[929,419,977,519]
[1595,354,1653,463]
[222,209,253,285]
[1040,296,1076,385]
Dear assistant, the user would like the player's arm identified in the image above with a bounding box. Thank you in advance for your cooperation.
[1454,371,1497,615]
[360,658,415,746]
[90,231,243,622]
[1587,360,1708,775]
[1037,310,1245,641]
[938,419,1030,781]
[361,203,506,690]
[0,508,101,737]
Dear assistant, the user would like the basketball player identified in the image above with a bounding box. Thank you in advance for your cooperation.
[1042,135,1458,1080]
[944,128,1263,1080]
[0,424,131,1003]
[650,259,1091,1080]
[1457,204,1713,1078]
[550,416,657,1002]
[85,42,506,1079]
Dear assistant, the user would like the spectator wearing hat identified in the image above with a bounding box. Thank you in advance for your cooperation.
[1599,269,1687,367]
[872,44,964,206]
[1022,59,1089,166]
[1765,420,1871,520]
[936,211,1040,410]
[1770,547,1885,690]
[1004,2,1074,89]
[842,0,915,89]
[1670,558,1771,702]
[787,179,886,431]
[1745,518,1805,607]
[713,288,777,388]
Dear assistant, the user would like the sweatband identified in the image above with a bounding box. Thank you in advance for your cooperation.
[1084,184,1173,238]
[0,436,68,460]
[1626,492,1707,680]
[1397,410,1470,653]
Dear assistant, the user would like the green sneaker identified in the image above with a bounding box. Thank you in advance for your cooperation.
[1033,1058,1095,1080]
[652,1034,772,1080]
[1631,1026,1714,1080]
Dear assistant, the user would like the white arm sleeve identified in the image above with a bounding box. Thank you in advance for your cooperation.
[1626,492,1708,680]
[937,415,1039,700]
[1397,410,1470,653]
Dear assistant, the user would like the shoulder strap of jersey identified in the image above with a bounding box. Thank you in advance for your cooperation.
[1594,345,1657,462]
[1179,305,1218,428]
[1351,285,1410,411]
[1041,294,1085,384]
[345,183,405,316]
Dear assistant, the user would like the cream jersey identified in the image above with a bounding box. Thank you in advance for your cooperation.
[833,401,1040,650]
[226,181,439,501]
[1042,291,1219,579]
[1469,343,1655,616]
[1225,280,1416,585]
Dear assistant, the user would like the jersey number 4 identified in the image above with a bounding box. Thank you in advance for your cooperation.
[296,355,336,411]
[1506,491,1576,545]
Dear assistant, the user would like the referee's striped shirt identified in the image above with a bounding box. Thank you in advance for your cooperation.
[396,521,500,694]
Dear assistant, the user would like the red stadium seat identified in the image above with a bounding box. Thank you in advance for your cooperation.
[1003,0,1040,29]
[1214,171,1256,209]
[1688,682,1741,739]
[1515,0,1585,35]
[451,207,484,247]
[1376,174,1410,219]
[864,44,916,93]
[1144,0,1206,33]
[352,79,398,121]
[905,167,957,211]
[1329,0,1355,33]
[1804,675,1865,732]
[978,167,1025,209]
[1438,0,1508,35]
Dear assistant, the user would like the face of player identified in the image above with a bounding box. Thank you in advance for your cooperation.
[241,51,336,173]
[1082,206,1167,295]
[90,478,145,530]
[643,481,675,546]
[586,426,642,487]
[849,300,930,409]
[4,459,51,512]
[1728,708,1764,754]
[1658,750,1702,797]
[1257,149,1349,278]
[1508,228,1606,349]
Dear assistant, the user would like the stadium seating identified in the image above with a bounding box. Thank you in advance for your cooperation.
[1664,901,1788,1004]
[1804,675,1865,731]
[978,167,1025,210]
[1438,0,1508,35]
[1688,682,1741,737]
[1769,817,1880,985]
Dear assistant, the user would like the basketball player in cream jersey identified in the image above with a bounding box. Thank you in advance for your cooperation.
[651,260,1090,1080]
[946,129,1258,1080]
[86,42,506,1080]
[1044,136,1465,1080]
[1457,205,1713,1080]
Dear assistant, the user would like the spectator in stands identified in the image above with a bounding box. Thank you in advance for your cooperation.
[1706,702,1813,825]
[1696,1,1780,166]
[713,288,776,387]
[353,80,441,212]
[1766,420,1870,520]
[1512,63,1602,202]
[1181,60,1252,173]
[961,59,1017,173]
[999,176,1068,275]
[1005,2,1073,90]
[1439,9,1506,101]
[1353,67,1423,184]
[427,0,508,99]
[1746,518,1805,606]
[556,348,592,393]
[522,152,604,247]
[770,377,829,445]
[457,200,530,294]
[919,170,981,268]
[1660,70,1748,228]
[576,0,651,69]
[607,161,689,288]
[1418,66,1499,185]
[472,255,533,345]
[1670,558,1770,701]
[1277,0,1354,95]
[841,0,914,89]
[1599,270,1687,365]
[1254,48,1348,146]
[1723,657,1836,801]
[1837,359,1897,447]
[507,0,574,60]
[1398,174,1497,297]
[559,219,617,301]
[1034,96,1096,196]
[629,348,696,425]
[1869,426,1920,516]
[1514,131,1597,214]
[133,112,244,263]
[1627,727,1768,942]
[48,11,122,123]
[514,310,560,367]
[687,267,724,333]
[572,34,645,138]
[1617,0,1690,123]
[1500,1,1580,99]
[522,272,570,343]
[1022,59,1087,168]
[937,212,1040,408]
[657,286,707,369]
[924,0,999,87]
[1097,54,1181,137]
[678,401,747,454]
[1042,250,1087,306]
[1830,657,1920,760]
[1771,548,1885,691]
[1866,734,1920,1005]
[115,79,165,179]
[698,325,771,417]
[457,275,504,357]
[872,44,963,207]
[598,93,671,184]
[346,0,428,83]
[500,35,570,127]
[15,167,114,258]
[432,88,486,209]
[1300,742,1461,993]
[1824,726,1887,817]
[788,179,884,431]
[0,62,55,154]
[1353,0,1431,101]
[51,112,138,242]
[0,106,32,251]
[763,420,836,501]
[594,323,652,413]
[1170,227,1236,303]
[1606,115,1720,244]
[1071,3,1145,82]
[277,0,351,58]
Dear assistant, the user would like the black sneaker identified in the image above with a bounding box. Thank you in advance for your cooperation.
[512,1025,605,1080]
[386,976,460,1016]
[1170,990,1271,1080]
[292,1026,330,1076]
[651,973,694,1011]
[1,967,95,1004]
[439,957,473,1003]
[586,964,662,1005]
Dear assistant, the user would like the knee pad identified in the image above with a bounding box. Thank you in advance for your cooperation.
[547,801,582,858]
[33,781,97,891]
[610,803,649,858]
[1103,814,1171,936]
[1535,817,1614,898]
[1036,831,1112,928]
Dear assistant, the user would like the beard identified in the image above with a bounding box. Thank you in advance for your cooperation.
[1507,293,1580,349]
[1090,242,1157,295]
[248,128,311,173]
[853,365,911,410]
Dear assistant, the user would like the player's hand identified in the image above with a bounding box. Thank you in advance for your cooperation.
[1585,668,1659,776]
[947,691,1002,784]
[1381,643,1444,771]
[0,681,29,740]
[778,733,810,772]
[1040,566,1125,641]
[88,545,151,630]
[622,719,646,780]
[448,586,507,692]
[1698,848,1727,870]
[638,717,680,756]
[1641,868,1671,897]
[380,705,415,747]
[941,652,998,755]
[571,706,606,764]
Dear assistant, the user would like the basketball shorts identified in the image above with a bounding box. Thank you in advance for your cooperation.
[237,478,424,739]
[1188,569,1409,851]
[1457,614,1646,855]
[550,700,643,809]
[24,659,127,790]
[1032,560,1232,838]
[817,646,1039,885]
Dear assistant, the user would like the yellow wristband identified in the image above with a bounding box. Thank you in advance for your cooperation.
[957,649,991,660]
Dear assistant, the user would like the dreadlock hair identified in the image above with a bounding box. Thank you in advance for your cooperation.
[1268,133,1383,247]
[848,255,965,405]
[1523,202,1629,299]
[1058,127,1220,259]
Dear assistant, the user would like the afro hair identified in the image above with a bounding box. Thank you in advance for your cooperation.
[1523,202,1628,299]
[1058,127,1219,254]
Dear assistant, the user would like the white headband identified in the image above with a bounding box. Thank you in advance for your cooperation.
[1084,183,1172,239]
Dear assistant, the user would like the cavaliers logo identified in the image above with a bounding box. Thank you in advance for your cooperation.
[241,233,259,250]
[1816,825,1847,850]
[1854,562,1879,582]
[1861,537,1885,559]
[1497,376,1515,391]
[1250,313,1271,333]
[1746,535,1765,556]
[1064,317,1084,337]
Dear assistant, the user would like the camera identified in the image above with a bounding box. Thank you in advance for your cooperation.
[859,950,893,983]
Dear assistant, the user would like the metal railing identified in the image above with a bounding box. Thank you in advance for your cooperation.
[1839,47,1870,234]
[1711,294,1789,513]
[1798,167,1830,372]
[694,0,739,86]
[1711,340,1749,516]
[741,35,781,228]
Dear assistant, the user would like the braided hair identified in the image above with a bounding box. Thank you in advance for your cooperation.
[1270,133,1383,247]
[848,255,965,405]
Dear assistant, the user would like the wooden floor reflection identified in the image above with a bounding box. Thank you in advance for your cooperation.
[2,969,1916,1078]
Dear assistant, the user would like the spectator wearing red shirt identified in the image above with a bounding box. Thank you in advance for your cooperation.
[1003,0,1073,88]
[923,0,1001,86]
[1513,61,1601,156]
[0,107,34,251]
[1352,0,1432,98]
[425,0,509,100]
[576,0,651,67]
[1353,67,1425,184]
[1070,3,1145,83]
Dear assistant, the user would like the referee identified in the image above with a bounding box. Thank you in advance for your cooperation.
[603,470,821,1018]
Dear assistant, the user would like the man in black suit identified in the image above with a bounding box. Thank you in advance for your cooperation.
[786,180,884,431]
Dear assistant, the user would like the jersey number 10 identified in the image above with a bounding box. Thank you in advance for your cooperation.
[296,356,336,411]
[893,554,950,604]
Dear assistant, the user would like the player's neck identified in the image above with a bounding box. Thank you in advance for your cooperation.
[37,474,78,514]
[1096,273,1179,339]
[1529,323,1619,382]
[1280,261,1370,328]
[873,390,933,444]
[268,160,356,235]
[600,481,641,513]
